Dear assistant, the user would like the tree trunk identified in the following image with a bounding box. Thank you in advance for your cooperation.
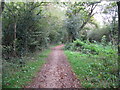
[13,22,17,57]
[117,1,120,88]
[117,2,120,55]
[0,0,5,14]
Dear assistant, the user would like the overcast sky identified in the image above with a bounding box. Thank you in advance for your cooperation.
[93,1,117,27]
[3,0,118,27]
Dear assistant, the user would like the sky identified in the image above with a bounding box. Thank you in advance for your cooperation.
[93,1,117,27]
[3,0,118,27]
[56,1,117,27]
[93,1,107,26]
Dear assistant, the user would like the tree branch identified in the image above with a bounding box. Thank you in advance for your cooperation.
[79,3,97,31]
[4,3,15,18]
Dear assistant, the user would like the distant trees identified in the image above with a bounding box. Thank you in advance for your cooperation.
[101,2,118,45]
[64,1,118,44]
[2,2,49,59]
[65,2,98,42]
[2,2,66,59]
[2,1,119,59]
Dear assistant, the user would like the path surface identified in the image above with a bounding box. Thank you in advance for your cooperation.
[26,45,81,88]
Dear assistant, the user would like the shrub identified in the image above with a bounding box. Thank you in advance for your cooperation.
[64,39,116,55]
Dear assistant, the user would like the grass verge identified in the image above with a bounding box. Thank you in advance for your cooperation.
[64,50,118,88]
[3,49,51,88]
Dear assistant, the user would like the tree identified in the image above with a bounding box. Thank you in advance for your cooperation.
[65,2,97,42]
[2,2,66,59]
[101,2,118,45]
[2,2,46,58]
[117,2,120,56]
[0,0,5,15]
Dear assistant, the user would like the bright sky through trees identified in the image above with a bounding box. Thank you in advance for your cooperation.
[93,1,118,27]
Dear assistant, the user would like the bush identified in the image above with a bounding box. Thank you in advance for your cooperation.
[65,39,116,55]
[73,39,85,47]
[64,43,74,50]
[64,44,118,88]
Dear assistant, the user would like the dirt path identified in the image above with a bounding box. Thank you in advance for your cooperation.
[26,45,81,88]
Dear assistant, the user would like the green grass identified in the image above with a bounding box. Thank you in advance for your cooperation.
[64,46,118,88]
[3,49,51,88]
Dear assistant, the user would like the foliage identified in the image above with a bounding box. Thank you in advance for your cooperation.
[2,1,119,88]
[2,2,65,59]
[65,39,116,55]
[65,41,118,88]
[2,49,51,88]
[2,2,46,58]
[99,1,118,45]
[85,22,118,45]
[65,2,98,42]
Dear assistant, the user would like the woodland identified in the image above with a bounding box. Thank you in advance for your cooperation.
[1,1,120,88]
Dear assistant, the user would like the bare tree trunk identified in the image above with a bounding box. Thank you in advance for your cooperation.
[0,0,5,15]
[117,1,120,88]
[117,2,120,56]
[13,22,17,57]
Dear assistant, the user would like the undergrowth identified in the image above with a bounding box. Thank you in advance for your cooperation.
[64,39,118,88]
[2,49,51,88]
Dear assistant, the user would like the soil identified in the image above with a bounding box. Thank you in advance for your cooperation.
[26,45,81,88]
